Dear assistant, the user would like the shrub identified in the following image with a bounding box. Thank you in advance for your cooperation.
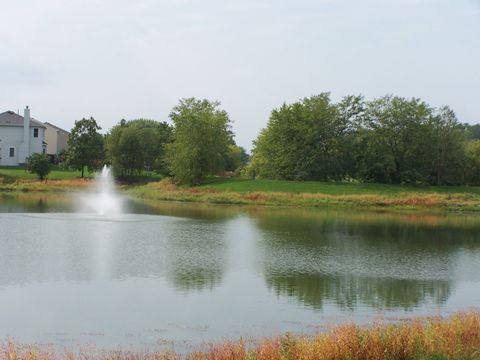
[26,153,51,180]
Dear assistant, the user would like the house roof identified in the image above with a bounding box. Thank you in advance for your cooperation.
[0,110,46,128]
[44,122,69,133]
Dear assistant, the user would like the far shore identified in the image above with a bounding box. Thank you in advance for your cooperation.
[2,173,480,213]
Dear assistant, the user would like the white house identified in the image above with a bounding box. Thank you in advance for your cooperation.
[0,107,47,166]
[44,122,69,162]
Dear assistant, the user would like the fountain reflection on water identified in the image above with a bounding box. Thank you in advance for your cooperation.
[77,165,123,216]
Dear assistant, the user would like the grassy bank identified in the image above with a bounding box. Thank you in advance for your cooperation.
[0,166,88,192]
[0,178,91,192]
[3,166,480,212]
[0,166,83,180]
[3,311,479,359]
[0,166,160,192]
[202,178,480,195]
[125,178,480,212]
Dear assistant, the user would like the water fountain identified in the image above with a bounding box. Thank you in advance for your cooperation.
[78,165,123,215]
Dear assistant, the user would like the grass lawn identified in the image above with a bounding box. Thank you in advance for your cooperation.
[0,166,82,180]
[0,166,163,192]
[201,177,480,196]
[0,166,161,182]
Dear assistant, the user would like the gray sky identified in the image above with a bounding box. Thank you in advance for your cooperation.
[1,0,479,151]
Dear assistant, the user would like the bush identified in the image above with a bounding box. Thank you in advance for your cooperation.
[26,153,51,180]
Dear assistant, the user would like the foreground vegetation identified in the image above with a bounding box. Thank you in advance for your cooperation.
[2,311,479,359]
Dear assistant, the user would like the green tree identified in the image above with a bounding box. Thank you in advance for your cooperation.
[67,117,104,178]
[337,94,367,179]
[464,123,480,139]
[224,145,249,172]
[427,106,466,185]
[105,119,173,176]
[464,140,480,185]
[250,93,350,180]
[26,153,51,180]
[355,96,433,184]
[165,98,232,185]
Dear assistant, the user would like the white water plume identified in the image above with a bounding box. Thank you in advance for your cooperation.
[77,165,124,216]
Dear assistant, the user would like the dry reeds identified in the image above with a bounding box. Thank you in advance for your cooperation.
[126,180,480,212]
[1,311,479,360]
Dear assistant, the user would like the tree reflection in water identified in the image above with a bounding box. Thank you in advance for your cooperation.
[255,209,480,310]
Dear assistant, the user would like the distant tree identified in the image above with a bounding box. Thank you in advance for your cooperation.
[165,98,232,185]
[464,140,480,185]
[105,119,173,176]
[250,93,350,180]
[427,106,467,185]
[249,92,473,185]
[26,153,51,180]
[337,94,367,178]
[67,117,104,178]
[355,96,433,184]
[224,145,249,172]
[463,123,480,140]
[337,94,367,131]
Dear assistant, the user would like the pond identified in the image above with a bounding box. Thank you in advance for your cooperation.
[0,193,479,352]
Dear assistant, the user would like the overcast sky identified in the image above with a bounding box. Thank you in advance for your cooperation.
[1,0,479,150]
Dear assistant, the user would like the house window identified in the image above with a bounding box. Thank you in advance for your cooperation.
[9,148,15,157]
[34,128,39,138]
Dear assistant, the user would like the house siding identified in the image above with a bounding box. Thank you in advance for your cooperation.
[29,127,45,156]
[0,127,24,166]
[0,110,49,166]
[44,124,69,156]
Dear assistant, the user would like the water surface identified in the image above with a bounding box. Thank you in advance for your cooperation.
[0,194,479,351]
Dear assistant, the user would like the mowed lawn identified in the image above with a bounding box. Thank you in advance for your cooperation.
[0,166,82,180]
[0,166,161,182]
[202,177,480,196]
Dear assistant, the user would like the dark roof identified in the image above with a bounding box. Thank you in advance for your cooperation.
[0,110,46,128]
[44,122,69,133]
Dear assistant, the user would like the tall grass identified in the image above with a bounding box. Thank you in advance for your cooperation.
[2,311,479,359]
[0,178,91,192]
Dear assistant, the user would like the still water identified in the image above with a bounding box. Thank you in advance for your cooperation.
[0,194,480,351]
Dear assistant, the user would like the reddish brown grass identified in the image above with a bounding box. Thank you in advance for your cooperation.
[244,192,269,201]
[1,312,479,360]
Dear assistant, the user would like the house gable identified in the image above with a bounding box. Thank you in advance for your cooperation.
[0,109,47,166]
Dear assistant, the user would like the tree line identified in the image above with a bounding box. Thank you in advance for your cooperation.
[250,94,480,185]
[28,94,478,186]
[63,98,248,185]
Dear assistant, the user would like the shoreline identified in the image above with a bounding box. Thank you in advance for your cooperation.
[124,179,480,213]
[2,178,480,213]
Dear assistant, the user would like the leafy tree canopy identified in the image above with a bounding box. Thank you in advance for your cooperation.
[251,94,470,185]
[165,98,232,185]
[67,117,104,178]
[250,93,352,181]
[106,119,173,176]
